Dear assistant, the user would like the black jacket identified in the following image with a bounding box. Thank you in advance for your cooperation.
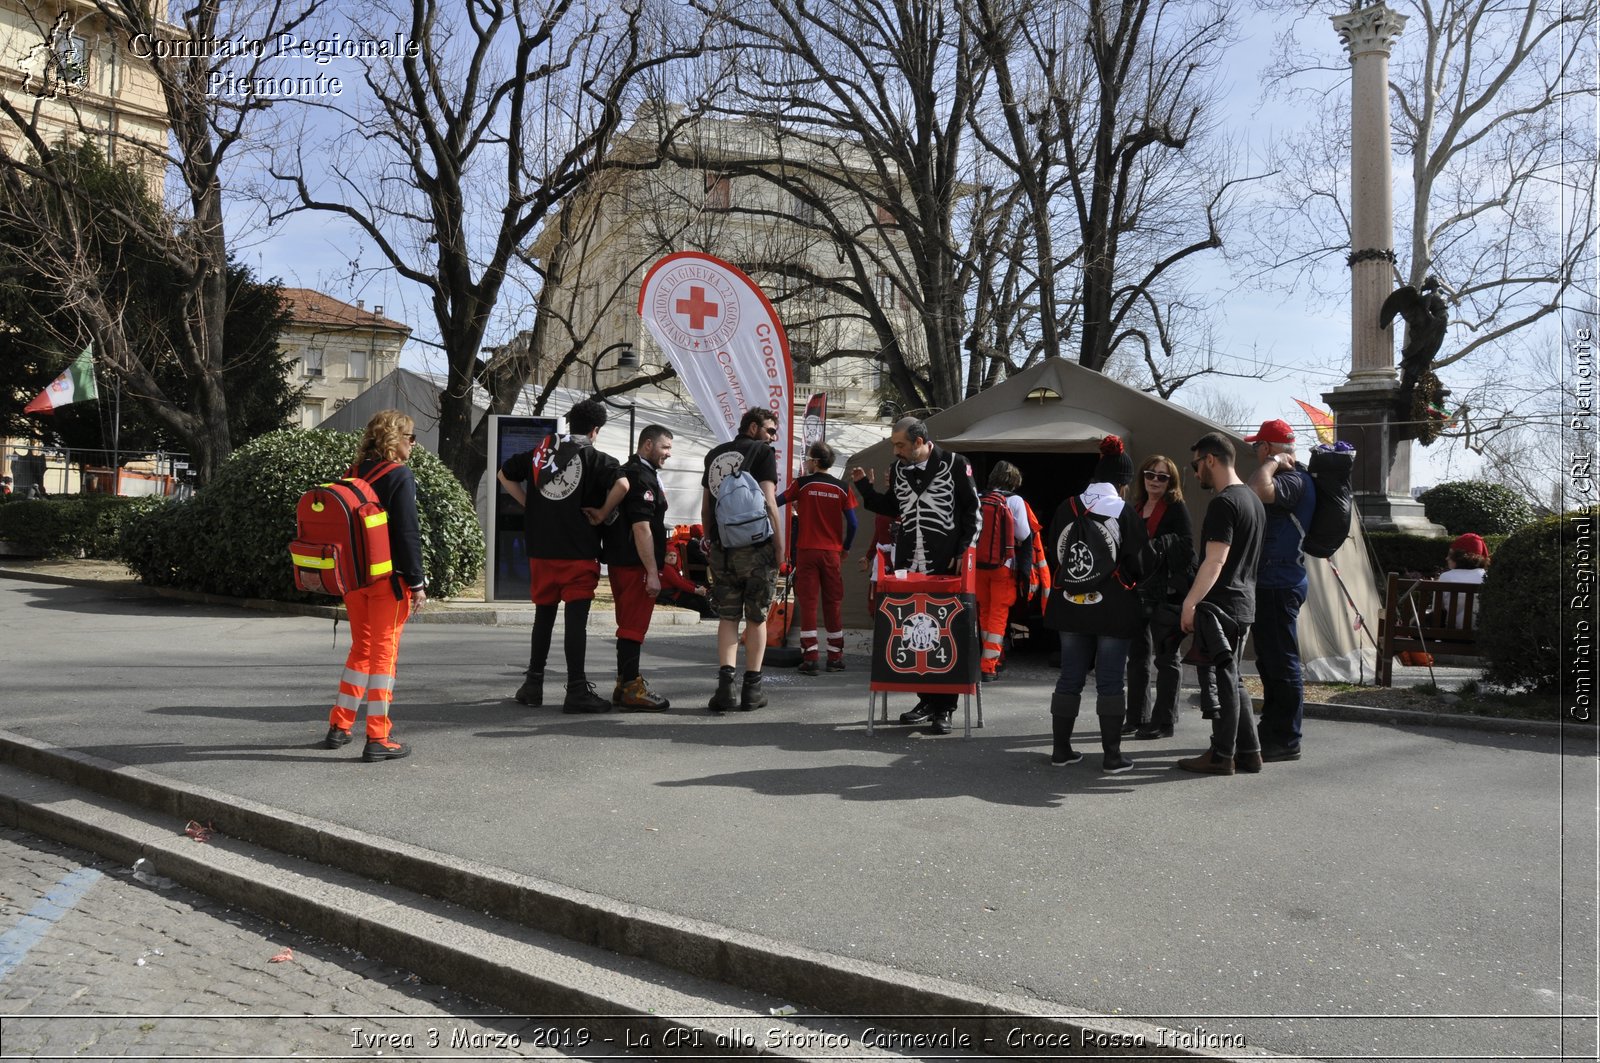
[1134,499,1196,609]
[1041,490,1146,638]
[855,444,980,575]
[354,457,425,593]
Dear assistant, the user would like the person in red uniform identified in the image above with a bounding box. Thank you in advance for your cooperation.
[321,409,427,762]
[603,424,679,711]
[778,440,857,675]
[497,399,628,713]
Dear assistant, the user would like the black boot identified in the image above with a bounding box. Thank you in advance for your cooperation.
[514,672,543,707]
[1099,695,1134,774]
[708,666,739,713]
[739,671,767,711]
[1050,693,1082,766]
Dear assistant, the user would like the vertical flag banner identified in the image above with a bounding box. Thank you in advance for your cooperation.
[1293,398,1336,446]
[25,345,97,414]
[639,252,795,497]
[801,392,828,456]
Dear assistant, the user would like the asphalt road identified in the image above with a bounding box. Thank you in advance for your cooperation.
[2,577,1595,1062]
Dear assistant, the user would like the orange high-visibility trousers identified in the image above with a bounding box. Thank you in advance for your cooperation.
[327,582,413,741]
[975,566,1017,675]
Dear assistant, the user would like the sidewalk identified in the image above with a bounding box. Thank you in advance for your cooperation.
[0,567,1594,1062]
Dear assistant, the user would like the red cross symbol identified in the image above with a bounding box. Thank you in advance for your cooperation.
[675,286,719,331]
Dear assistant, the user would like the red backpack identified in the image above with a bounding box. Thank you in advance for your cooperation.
[289,461,399,596]
[976,490,1017,569]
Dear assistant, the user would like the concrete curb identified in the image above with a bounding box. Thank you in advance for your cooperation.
[1300,699,1570,738]
[0,729,1291,1062]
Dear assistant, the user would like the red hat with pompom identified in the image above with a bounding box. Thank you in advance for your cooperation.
[1092,435,1133,486]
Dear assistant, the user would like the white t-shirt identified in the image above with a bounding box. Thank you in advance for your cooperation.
[1436,566,1485,628]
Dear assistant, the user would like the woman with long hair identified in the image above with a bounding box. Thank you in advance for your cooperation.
[1125,455,1194,739]
[322,409,428,762]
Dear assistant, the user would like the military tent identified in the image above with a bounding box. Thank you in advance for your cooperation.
[842,357,1381,682]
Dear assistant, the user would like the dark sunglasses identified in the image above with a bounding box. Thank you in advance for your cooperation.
[407,434,417,443]
[1190,457,1205,472]
[764,425,779,437]
[1143,470,1171,482]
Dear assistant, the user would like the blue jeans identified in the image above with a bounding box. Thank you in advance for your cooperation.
[1254,585,1307,751]
[1054,632,1132,702]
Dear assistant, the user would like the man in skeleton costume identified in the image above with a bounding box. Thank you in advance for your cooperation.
[850,416,981,734]
[498,399,629,713]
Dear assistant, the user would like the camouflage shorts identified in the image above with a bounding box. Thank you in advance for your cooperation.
[709,540,778,623]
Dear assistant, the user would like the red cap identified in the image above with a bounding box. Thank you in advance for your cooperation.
[1245,418,1296,444]
[1451,533,1489,558]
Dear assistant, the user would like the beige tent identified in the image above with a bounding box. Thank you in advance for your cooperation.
[842,357,1381,682]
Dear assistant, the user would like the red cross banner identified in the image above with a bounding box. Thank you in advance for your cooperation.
[639,252,795,496]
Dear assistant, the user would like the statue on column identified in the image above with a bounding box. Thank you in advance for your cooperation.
[1379,274,1449,393]
[1380,275,1451,444]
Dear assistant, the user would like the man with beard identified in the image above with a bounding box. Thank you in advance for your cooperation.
[849,417,981,735]
[1177,432,1266,776]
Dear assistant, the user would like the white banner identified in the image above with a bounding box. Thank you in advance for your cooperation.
[638,252,795,497]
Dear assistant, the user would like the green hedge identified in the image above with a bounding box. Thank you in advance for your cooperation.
[1365,531,1511,578]
[1478,507,1596,695]
[0,494,164,559]
[120,430,484,600]
[1419,481,1536,536]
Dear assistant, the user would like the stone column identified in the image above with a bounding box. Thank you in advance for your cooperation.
[1324,3,1441,534]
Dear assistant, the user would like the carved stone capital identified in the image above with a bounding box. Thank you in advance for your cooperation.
[1331,5,1408,60]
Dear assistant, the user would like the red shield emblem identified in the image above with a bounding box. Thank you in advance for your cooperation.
[878,593,965,676]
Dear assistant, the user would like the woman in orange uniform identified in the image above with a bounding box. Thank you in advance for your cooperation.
[322,410,428,762]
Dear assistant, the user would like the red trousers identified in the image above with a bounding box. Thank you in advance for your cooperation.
[975,566,1017,675]
[794,547,845,660]
[328,581,413,740]
[608,564,657,643]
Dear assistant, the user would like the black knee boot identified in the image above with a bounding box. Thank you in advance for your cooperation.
[1050,693,1082,766]
[1099,695,1134,774]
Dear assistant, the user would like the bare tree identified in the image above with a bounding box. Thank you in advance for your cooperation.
[685,0,990,413]
[1256,0,1597,370]
[270,0,704,491]
[0,0,324,482]
[965,0,1262,391]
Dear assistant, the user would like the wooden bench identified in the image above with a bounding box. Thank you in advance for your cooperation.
[1377,573,1485,686]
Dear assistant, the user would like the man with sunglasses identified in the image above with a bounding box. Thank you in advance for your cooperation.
[701,407,785,713]
[1177,433,1265,775]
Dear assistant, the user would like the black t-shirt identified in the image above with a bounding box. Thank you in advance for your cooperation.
[500,436,621,560]
[701,436,778,546]
[603,456,669,568]
[1198,483,1265,624]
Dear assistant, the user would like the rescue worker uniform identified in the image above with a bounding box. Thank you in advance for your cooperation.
[974,489,1044,681]
[325,457,426,761]
[778,469,858,673]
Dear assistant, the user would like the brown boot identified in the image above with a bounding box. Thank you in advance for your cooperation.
[1177,749,1235,775]
[614,676,670,712]
[1235,750,1263,774]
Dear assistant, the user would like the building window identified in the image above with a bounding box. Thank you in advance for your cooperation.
[347,350,369,381]
[792,192,817,224]
[301,402,323,428]
[875,202,896,226]
[303,350,324,377]
[874,272,909,311]
[791,340,814,385]
[705,171,731,211]
[55,33,89,88]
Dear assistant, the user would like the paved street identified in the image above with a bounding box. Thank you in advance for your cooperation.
[0,827,620,1060]
[0,576,1596,1061]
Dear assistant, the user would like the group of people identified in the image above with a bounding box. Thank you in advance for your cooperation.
[318,405,1330,775]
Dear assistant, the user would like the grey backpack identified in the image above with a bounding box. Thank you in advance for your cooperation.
[715,470,772,548]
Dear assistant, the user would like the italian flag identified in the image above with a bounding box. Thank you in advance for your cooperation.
[24,346,97,414]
